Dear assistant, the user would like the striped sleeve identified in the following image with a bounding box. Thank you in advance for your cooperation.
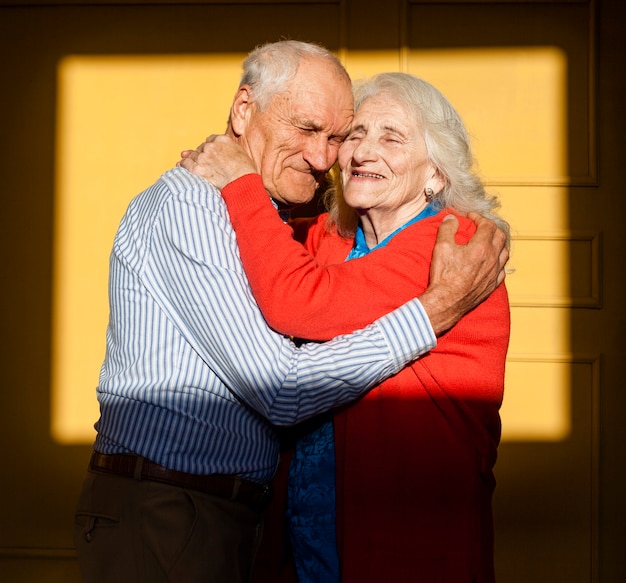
[135,169,436,425]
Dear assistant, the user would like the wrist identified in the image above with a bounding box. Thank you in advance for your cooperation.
[419,286,461,336]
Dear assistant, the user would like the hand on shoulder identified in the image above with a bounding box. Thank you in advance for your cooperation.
[179,134,258,189]
[419,212,508,335]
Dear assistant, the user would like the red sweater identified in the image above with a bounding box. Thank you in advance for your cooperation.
[223,175,510,583]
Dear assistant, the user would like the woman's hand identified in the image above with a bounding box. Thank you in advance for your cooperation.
[179,134,257,189]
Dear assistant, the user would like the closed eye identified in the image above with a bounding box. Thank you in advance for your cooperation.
[346,130,365,141]
[329,135,347,146]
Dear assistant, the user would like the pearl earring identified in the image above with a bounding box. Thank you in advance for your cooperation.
[424,188,434,202]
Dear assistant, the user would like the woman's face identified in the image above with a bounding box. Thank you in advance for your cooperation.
[338,92,442,222]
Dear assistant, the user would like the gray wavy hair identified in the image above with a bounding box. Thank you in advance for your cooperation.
[239,40,351,111]
[325,72,510,243]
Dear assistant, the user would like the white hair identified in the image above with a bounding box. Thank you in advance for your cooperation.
[326,72,509,242]
[240,40,350,111]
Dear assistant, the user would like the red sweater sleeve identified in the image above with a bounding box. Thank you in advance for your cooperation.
[221,174,470,341]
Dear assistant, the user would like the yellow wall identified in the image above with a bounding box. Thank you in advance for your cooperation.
[1,0,624,581]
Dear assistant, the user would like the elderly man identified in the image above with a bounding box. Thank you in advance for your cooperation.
[74,40,507,583]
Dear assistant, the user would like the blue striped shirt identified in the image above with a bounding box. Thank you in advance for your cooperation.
[94,168,436,482]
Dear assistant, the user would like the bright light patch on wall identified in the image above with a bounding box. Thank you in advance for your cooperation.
[52,54,244,443]
[52,49,573,444]
[501,359,571,441]
[343,50,404,79]
[404,47,572,440]
[406,46,568,184]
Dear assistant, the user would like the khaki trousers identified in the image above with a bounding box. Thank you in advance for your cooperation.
[74,470,263,583]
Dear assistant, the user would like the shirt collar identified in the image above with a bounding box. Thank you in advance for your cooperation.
[347,202,441,261]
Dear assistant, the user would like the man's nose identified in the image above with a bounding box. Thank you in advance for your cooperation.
[303,137,335,171]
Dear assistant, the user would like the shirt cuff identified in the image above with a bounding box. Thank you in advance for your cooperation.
[374,298,437,372]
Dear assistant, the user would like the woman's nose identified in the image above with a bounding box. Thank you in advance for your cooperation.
[351,138,375,163]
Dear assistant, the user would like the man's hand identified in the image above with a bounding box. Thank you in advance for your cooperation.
[179,134,257,189]
[420,212,509,336]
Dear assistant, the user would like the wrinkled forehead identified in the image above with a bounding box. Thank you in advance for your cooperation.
[280,59,354,130]
[355,93,417,127]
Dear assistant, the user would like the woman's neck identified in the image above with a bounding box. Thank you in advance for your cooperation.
[359,202,428,248]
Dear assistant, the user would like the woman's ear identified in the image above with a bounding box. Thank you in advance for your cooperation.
[230,85,252,137]
[427,166,446,196]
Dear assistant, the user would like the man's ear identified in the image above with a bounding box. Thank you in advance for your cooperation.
[230,85,253,137]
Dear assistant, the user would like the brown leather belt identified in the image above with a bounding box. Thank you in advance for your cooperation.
[89,451,272,512]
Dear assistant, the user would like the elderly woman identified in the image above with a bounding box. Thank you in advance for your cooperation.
[183,73,510,583]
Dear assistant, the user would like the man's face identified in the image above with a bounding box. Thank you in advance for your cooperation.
[240,58,354,206]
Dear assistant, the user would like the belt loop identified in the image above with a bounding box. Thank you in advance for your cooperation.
[230,476,242,501]
[133,456,145,481]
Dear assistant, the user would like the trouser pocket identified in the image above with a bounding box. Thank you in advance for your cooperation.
[75,510,119,543]
[74,471,123,546]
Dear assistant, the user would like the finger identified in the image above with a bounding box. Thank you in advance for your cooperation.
[179,156,195,170]
[181,150,198,163]
[467,211,493,227]
[435,214,459,245]
[468,213,497,242]
[499,247,510,269]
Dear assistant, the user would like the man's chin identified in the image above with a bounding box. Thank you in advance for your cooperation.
[273,183,318,207]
